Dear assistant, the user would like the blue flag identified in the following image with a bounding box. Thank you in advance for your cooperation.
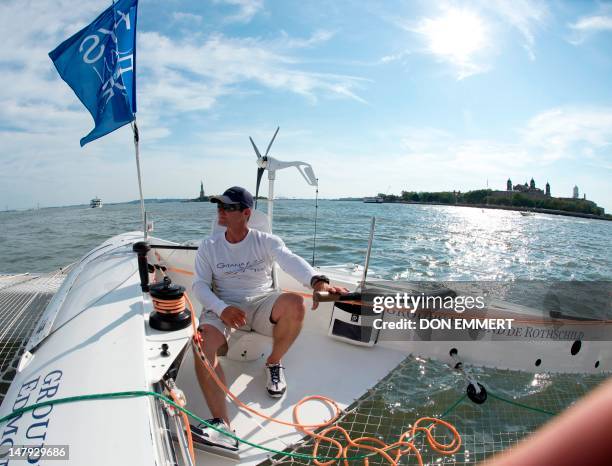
[49,0,138,146]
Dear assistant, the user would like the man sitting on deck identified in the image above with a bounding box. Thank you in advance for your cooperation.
[191,186,347,453]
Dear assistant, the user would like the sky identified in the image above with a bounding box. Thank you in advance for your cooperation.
[1,0,611,211]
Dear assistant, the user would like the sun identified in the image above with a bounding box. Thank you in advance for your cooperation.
[415,7,489,77]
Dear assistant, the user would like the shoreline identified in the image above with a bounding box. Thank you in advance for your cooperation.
[391,201,612,221]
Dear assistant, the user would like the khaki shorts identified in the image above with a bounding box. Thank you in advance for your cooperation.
[199,291,283,342]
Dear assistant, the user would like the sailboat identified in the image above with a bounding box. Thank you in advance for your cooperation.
[1,3,609,464]
[1,128,610,465]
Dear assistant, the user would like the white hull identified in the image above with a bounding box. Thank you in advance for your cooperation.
[1,232,610,466]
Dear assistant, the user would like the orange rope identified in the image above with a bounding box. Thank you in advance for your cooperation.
[155,293,200,464]
[183,292,461,465]
[166,266,195,276]
[168,389,196,463]
[152,295,186,314]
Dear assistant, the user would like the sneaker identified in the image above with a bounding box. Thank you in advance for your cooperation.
[265,363,287,398]
[190,418,239,453]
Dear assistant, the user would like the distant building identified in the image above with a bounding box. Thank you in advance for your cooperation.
[513,182,528,193]
[513,179,543,195]
[484,177,602,215]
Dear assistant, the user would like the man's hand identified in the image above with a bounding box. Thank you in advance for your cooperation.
[312,282,349,309]
[220,306,247,329]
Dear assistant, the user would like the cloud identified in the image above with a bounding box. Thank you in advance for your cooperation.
[482,0,548,60]
[172,12,203,24]
[0,0,365,148]
[568,14,612,44]
[391,106,612,173]
[570,15,612,31]
[280,29,336,49]
[410,6,491,79]
[138,31,367,113]
[523,107,612,160]
[213,0,264,23]
[380,50,411,64]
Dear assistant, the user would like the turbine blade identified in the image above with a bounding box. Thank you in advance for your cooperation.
[255,167,265,209]
[249,137,262,159]
[264,126,280,157]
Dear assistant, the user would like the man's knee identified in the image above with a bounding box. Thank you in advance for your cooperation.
[195,325,227,363]
[277,293,306,322]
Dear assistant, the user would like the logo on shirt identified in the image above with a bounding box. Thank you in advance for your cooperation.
[216,259,266,275]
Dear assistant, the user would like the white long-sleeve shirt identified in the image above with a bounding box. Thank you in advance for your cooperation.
[192,229,317,317]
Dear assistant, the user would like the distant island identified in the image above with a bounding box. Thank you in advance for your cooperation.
[185,181,209,202]
[363,178,610,221]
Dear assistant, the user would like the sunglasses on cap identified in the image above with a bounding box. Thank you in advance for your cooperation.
[217,203,244,212]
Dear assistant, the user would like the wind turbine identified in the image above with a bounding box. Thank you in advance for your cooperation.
[249,127,318,225]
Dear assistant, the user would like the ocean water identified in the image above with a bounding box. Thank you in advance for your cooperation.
[1,200,610,280]
[1,201,610,463]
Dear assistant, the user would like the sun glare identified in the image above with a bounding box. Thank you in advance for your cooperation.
[416,7,488,76]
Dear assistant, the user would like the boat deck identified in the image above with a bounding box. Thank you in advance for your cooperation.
[175,330,407,466]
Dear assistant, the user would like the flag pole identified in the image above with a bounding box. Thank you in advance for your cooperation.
[131,119,147,240]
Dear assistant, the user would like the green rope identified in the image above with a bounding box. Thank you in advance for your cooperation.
[1,387,549,462]
[0,390,348,461]
[441,393,467,417]
[0,390,462,462]
[487,392,556,416]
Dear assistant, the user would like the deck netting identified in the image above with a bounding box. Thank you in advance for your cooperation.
[0,271,67,406]
[264,357,606,465]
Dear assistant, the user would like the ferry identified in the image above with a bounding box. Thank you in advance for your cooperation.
[90,197,102,208]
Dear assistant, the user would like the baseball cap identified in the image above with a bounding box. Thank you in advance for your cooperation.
[210,186,254,209]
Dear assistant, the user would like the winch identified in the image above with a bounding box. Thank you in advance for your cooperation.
[149,276,192,331]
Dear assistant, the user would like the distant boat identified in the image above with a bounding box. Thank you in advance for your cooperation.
[520,211,533,217]
[363,196,383,203]
[90,197,102,208]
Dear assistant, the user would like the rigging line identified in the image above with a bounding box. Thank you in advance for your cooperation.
[311,178,319,267]
[488,392,555,416]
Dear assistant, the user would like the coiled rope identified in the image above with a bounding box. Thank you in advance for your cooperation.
[187,293,462,465]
